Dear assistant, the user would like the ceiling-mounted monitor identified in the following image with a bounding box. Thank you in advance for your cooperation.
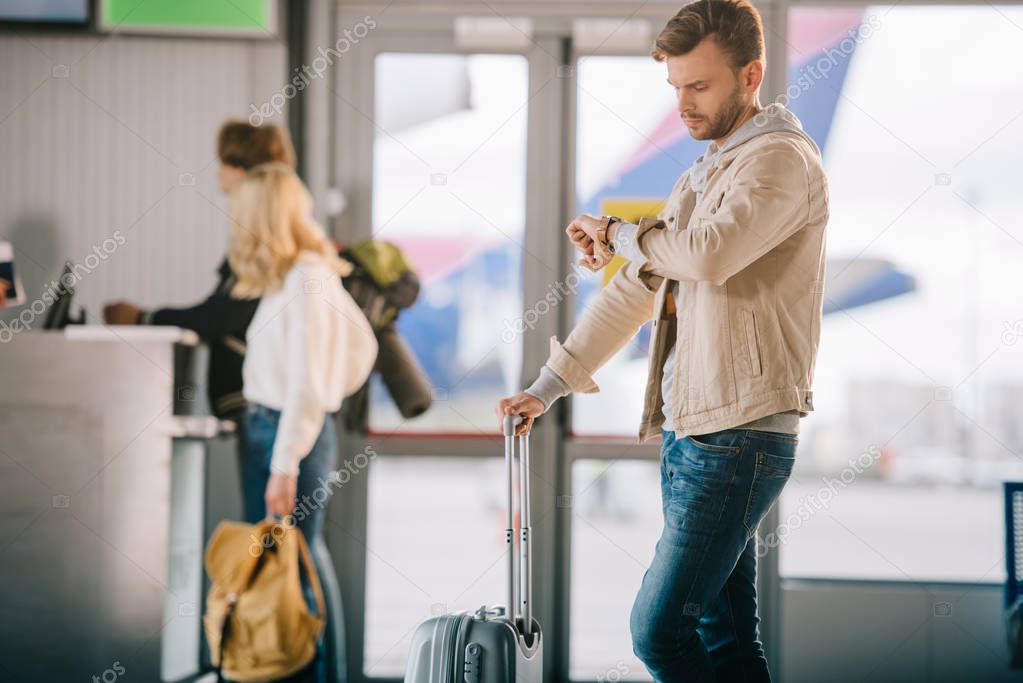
[99,0,278,38]
[0,0,89,25]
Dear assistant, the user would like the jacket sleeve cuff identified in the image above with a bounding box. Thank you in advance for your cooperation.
[523,365,571,410]
[612,222,647,266]
[545,335,600,394]
[634,216,666,253]
[269,448,300,477]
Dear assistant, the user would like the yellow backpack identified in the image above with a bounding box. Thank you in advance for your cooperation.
[203,519,326,682]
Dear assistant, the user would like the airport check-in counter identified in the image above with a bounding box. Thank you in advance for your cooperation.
[0,326,234,682]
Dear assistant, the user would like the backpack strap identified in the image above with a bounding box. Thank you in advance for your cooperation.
[213,525,274,683]
[214,592,240,683]
[295,530,327,623]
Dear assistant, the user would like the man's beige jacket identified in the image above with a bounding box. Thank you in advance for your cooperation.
[547,126,830,442]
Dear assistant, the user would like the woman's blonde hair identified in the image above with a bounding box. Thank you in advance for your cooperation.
[228,162,350,298]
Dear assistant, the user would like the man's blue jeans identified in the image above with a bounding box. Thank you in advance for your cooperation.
[241,403,338,683]
[629,428,797,682]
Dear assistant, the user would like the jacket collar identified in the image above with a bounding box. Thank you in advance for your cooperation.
[688,103,820,197]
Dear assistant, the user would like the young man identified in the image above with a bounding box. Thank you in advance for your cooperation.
[496,1,829,680]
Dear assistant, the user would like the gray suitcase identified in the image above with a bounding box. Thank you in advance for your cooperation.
[404,414,543,682]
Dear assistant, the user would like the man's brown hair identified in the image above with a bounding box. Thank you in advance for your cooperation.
[652,0,765,69]
[217,120,296,170]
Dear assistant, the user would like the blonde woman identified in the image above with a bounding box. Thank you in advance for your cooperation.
[229,162,375,682]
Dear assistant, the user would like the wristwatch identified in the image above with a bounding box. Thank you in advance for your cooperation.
[597,215,624,254]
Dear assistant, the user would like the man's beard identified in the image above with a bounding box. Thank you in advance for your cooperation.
[694,81,747,142]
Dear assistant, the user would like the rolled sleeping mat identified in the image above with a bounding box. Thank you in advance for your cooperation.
[376,324,433,419]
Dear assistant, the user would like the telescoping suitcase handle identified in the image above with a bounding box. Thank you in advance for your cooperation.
[502,414,536,644]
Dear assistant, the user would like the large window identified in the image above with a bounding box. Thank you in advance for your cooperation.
[569,459,658,680]
[348,8,1023,681]
[568,7,1023,582]
[370,53,529,434]
[777,5,1023,581]
[362,51,536,676]
[571,55,694,437]
[363,456,510,675]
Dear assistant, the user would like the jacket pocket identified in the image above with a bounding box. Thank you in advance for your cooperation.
[743,309,763,377]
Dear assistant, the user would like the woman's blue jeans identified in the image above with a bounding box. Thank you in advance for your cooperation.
[629,428,797,682]
[241,403,338,683]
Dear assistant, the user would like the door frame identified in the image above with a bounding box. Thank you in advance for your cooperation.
[330,13,570,683]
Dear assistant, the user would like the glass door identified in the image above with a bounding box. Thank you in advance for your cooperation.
[333,11,568,682]
[369,50,530,434]
[565,52,685,682]
[563,16,786,677]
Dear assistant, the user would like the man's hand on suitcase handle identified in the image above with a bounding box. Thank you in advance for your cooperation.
[495,392,544,436]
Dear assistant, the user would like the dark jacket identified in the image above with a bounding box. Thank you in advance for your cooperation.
[141,258,258,418]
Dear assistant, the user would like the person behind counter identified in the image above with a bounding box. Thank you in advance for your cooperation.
[103,120,295,422]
